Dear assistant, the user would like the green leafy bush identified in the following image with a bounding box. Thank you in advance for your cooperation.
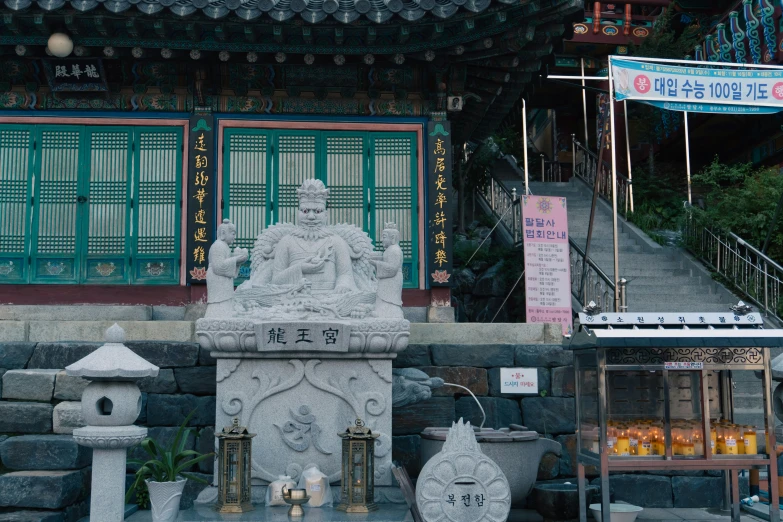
[690,157,783,262]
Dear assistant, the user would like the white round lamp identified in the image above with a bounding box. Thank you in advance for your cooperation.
[47,33,73,58]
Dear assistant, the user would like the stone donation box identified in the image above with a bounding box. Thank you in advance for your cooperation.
[196,180,410,490]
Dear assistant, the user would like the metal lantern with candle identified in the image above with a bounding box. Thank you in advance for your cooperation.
[337,419,378,513]
[215,418,256,514]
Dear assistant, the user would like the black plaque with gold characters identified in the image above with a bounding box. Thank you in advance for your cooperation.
[186,111,215,284]
[427,121,453,287]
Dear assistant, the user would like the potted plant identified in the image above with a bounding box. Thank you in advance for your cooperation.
[126,410,214,522]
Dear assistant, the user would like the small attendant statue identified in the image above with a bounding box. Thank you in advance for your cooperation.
[370,223,404,319]
[206,219,249,318]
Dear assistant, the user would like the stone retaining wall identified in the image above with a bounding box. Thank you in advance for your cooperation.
[0,333,748,518]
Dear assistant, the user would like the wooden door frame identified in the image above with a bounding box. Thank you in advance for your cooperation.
[0,117,190,284]
[218,119,426,290]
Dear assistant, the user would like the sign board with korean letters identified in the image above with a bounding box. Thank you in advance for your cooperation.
[664,362,704,370]
[612,57,783,114]
[577,312,761,326]
[42,59,107,92]
[522,195,573,336]
[500,368,538,394]
[255,322,350,352]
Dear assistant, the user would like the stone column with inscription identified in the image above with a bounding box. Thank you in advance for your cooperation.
[196,179,410,504]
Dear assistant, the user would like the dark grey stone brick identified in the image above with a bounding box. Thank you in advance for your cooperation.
[0,511,65,522]
[392,435,421,477]
[417,366,488,397]
[488,367,550,397]
[174,367,217,395]
[181,472,214,510]
[393,345,430,367]
[145,394,216,427]
[392,397,454,435]
[137,369,177,394]
[0,343,36,369]
[198,346,216,366]
[521,397,575,435]
[431,344,514,368]
[550,365,575,397]
[27,342,199,370]
[590,474,673,508]
[455,396,521,429]
[0,403,53,434]
[0,470,84,509]
[26,343,100,369]
[514,345,572,368]
[671,476,723,508]
[125,342,199,368]
[0,435,91,471]
[196,426,216,474]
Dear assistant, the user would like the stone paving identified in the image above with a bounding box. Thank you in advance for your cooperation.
[509,507,768,521]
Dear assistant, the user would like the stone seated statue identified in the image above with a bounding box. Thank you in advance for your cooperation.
[197,179,409,354]
[233,179,379,320]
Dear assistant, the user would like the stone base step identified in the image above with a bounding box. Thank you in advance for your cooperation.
[78,503,139,522]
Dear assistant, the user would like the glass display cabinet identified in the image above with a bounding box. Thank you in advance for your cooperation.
[569,312,782,522]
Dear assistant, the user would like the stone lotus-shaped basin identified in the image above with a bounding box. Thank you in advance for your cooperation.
[420,426,561,506]
[533,482,599,521]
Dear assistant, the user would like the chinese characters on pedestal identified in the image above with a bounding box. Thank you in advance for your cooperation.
[522,196,573,336]
[187,113,216,283]
[427,122,453,286]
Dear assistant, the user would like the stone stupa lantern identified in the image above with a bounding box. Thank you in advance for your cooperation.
[67,323,159,521]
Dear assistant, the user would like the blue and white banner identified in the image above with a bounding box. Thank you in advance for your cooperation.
[611,57,783,113]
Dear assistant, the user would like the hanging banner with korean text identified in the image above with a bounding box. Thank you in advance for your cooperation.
[186,112,215,284]
[427,121,453,287]
[42,59,107,92]
[612,56,783,114]
[522,196,572,336]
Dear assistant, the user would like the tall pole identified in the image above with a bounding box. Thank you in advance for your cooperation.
[581,57,589,150]
[684,111,692,205]
[623,100,634,213]
[522,98,529,195]
[608,56,621,310]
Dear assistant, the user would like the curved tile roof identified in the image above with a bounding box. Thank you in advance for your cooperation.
[3,0,514,23]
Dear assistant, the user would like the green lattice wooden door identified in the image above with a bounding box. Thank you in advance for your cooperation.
[31,126,84,283]
[368,132,418,287]
[0,126,34,283]
[223,128,418,287]
[0,123,182,285]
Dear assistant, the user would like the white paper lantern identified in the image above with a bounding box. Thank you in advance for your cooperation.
[47,32,73,58]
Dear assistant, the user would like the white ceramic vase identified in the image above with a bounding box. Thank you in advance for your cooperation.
[147,477,187,522]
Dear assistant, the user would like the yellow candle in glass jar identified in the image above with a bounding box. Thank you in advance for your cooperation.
[681,443,695,456]
[638,439,651,456]
[616,436,631,456]
[710,428,717,453]
[724,436,739,455]
[743,428,758,455]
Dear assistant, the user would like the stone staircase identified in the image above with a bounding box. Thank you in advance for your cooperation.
[489,158,765,427]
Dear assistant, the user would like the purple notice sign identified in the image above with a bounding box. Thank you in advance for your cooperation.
[522,196,573,336]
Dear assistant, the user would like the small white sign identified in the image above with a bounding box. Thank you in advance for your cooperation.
[500,368,538,394]
[664,362,704,370]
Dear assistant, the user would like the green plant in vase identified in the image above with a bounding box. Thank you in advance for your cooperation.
[126,409,214,522]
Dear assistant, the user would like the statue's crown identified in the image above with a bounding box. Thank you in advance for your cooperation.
[384,222,398,231]
[297,179,329,203]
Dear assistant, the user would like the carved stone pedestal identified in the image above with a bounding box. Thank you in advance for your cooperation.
[214,352,394,487]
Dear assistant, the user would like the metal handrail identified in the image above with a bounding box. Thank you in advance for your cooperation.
[684,212,783,322]
[477,161,617,313]
[572,137,633,218]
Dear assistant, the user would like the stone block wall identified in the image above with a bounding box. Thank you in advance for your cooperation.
[0,341,214,521]
[0,336,746,516]
[391,342,576,481]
